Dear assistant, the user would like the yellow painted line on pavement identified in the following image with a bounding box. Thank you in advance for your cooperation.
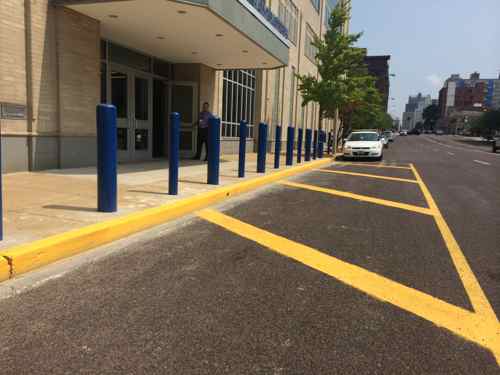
[0,158,333,279]
[410,164,499,325]
[316,169,418,184]
[279,181,434,216]
[335,162,412,170]
[197,209,500,363]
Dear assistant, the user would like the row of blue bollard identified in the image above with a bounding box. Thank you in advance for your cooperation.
[95,104,330,215]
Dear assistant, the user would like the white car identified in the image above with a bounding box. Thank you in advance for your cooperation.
[343,131,384,161]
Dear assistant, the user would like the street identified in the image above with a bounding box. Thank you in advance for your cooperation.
[0,135,499,374]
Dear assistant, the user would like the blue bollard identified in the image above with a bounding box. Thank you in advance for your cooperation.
[257,122,268,173]
[238,120,248,178]
[305,128,312,161]
[297,128,303,164]
[207,116,221,185]
[327,131,332,155]
[312,130,318,160]
[318,130,325,159]
[97,104,117,213]
[274,125,282,169]
[169,112,180,195]
[286,126,295,166]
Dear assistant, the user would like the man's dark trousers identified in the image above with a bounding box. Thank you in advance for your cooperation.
[195,127,208,160]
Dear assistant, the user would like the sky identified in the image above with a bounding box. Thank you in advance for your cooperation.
[349,0,500,120]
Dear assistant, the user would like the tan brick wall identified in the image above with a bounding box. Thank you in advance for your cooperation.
[56,7,100,137]
[30,0,58,134]
[0,0,28,134]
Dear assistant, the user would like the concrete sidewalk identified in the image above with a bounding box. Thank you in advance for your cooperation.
[2,153,309,249]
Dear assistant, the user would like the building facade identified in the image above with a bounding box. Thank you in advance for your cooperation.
[363,55,391,112]
[402,93,432,130]
[0,0,345,173]
[438,72,500,118]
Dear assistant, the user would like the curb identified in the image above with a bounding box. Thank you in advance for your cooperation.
[0,158,333,281]
[0,257,10,281]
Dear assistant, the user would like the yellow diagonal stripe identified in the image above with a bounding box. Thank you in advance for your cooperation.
[197,209,500,363]
[279,181,434,216]
[336,162,412,170]
[410,164,499,325]
[317,169,418,184]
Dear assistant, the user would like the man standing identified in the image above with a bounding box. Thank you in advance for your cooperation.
[193,102,212,161]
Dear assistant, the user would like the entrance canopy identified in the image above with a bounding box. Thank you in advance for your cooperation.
[55,0,290,69]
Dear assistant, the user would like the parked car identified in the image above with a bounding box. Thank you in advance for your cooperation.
[343,131,384,161]
[408,129,421,135]
[435,129,444,135]
[400,130,408,136]
[382,130,395,142]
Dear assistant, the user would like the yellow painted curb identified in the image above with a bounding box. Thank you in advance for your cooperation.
[0,158,333,279]
[0,257,10,282]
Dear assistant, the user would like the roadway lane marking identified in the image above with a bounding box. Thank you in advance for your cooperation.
[279,181,434,216]
[197,209,500,363]
[410,164,499,328]
[447,152,455,156]
[474,160,491,166]
[335,162,412,170]
[316,169,419,184]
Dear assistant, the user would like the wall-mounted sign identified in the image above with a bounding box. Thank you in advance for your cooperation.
[0,102,27,120]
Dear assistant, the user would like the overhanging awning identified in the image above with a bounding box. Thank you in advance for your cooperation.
[54,0,289,69]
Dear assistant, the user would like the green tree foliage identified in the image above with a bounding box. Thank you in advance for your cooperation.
[295,3,383,137]
[473,110,500,138]
[422,104,440,130]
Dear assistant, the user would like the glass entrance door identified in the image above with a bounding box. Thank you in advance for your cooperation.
[169,82,198,158]
[110,65,153,162]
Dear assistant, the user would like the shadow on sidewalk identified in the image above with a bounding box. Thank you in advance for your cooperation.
[43,204,97,213]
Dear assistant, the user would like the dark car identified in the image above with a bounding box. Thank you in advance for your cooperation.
[408,129,421,135]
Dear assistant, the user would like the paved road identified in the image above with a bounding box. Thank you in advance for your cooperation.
[1,136,499,374]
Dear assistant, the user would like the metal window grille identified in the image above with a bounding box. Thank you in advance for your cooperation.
[222,70,257,139]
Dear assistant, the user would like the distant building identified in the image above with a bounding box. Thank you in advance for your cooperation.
[438,72,500,133]
[364,55,391,111]
[402,93,432,130]
[439,72,500,117]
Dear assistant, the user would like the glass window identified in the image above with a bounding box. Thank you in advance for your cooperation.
[153,59,170,78]
[221,69,256,138]
[100,40,107,60]
[111,70,128,118]
[279,0,299,44]
[310,0,320,12]
[135,77,149,121]
[109,42,151,72]
[305,25,318,62]
[100,62,107,104]
[171,85,193,123]
[117,128,128,150]
[324,0,339,29]
[135,129,149,150]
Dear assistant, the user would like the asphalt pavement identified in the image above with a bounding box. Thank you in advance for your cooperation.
[0,135,499,374]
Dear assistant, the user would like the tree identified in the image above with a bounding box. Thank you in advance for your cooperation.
[296,3,379,141]
[474,110,500,139]
[422,104,440,130]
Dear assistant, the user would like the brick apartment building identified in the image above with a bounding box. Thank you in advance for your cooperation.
[0,0,347,173]
[363,55,391,111]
